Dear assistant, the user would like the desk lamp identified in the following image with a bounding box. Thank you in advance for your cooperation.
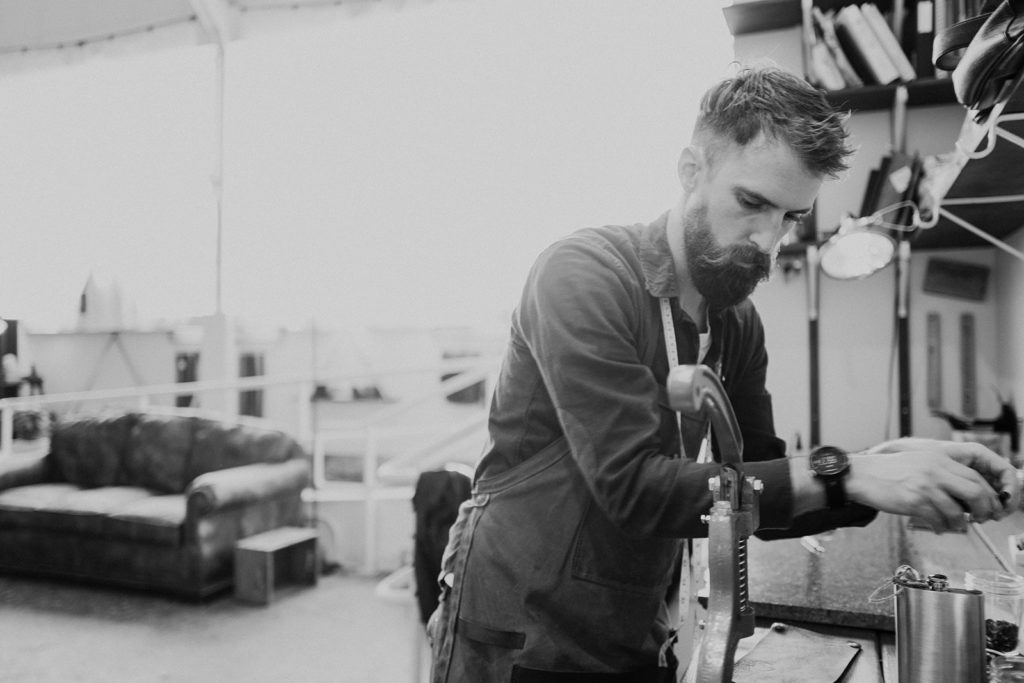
[817,202,918,281]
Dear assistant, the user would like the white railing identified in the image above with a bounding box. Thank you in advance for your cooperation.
[0,356,498,576]
[311,364,494,574]
[0,373,316,456]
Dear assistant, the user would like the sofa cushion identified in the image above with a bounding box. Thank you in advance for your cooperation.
[190,420,302,479]
[105,494,186,546]
[0,484,154,534]
[50,414,139,487]
[0,483,80,528]
[124,415,195,493]
[35,486,154,534]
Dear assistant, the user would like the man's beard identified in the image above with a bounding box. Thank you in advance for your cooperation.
[683,203,773,310]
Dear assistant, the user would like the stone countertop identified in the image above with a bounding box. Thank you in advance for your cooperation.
[747,511,1024,631]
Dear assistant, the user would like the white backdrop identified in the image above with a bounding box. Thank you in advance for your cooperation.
[0,0,731,332]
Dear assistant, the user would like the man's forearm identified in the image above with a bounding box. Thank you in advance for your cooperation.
[787,455,829,516]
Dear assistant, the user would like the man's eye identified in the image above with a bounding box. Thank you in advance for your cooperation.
[785,214,805,224]
[739,197,762,210]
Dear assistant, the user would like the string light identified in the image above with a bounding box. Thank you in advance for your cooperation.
[0,15,199,56]
[0,0,385,54]
[227,0,378,11]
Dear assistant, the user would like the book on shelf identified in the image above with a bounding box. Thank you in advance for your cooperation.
[861,2,918,82]
[801,0,817,86]
[891,0,908,46]
[812,7,865,88]
[834,4,902,85]
[803,0,848,91]
[933,0,951,77]
[914,0,936,78]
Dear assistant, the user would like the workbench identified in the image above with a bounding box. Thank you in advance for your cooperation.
[738,511,1024,681]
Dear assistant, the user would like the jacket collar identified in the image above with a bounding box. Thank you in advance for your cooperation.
[639,212,679,299]
[639,212,730,333]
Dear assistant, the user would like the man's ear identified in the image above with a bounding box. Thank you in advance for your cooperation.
[678,146,700,190]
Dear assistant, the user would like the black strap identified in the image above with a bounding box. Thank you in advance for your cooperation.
[933,0,1024,71]
[456,617,525,650]
[934,12,993,71]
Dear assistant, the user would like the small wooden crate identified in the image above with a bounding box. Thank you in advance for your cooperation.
[235,526,318,605]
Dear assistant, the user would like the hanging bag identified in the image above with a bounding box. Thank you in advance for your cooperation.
[932,0,1024,116]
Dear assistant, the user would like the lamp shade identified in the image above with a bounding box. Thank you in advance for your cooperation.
[819,218,897,280]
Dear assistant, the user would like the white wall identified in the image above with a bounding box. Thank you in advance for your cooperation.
[996,230,1024,414]
[30,331,177,395]
[0,0,733,334]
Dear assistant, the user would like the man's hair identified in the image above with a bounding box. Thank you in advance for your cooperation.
[693,64,852,178]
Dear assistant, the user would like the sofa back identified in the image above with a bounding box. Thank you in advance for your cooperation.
[188,418,305,482]
[50,413,137,488]
[50,413,306,493]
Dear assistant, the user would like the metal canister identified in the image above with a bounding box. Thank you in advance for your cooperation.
[894,566,986,683]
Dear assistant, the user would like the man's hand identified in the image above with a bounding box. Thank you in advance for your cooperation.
[847,439,1020,532]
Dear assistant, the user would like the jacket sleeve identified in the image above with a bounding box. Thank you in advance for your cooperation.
[721,301,879,536]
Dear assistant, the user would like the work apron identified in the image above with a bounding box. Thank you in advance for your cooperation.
[429,436,679,681]
[429,297,717,682]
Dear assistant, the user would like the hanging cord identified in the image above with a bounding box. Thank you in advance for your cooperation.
[868,564,924,604]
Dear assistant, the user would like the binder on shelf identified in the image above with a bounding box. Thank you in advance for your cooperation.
[812,7,864,88]
[914,0,936,78]
[896,154,923,228]
[834,4,902,85]
[860,165,885,218]
[869,151,921,228]
[861,2,918,82]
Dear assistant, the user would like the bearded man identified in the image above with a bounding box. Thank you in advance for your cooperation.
[428,65,1019,683]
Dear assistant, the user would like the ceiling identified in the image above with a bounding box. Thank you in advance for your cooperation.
[0,0,383,65]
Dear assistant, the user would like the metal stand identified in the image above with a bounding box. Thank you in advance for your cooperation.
[668,365,762,683]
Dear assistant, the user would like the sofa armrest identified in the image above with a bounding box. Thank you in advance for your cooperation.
[186,459,309,516]
[0,449,51,491]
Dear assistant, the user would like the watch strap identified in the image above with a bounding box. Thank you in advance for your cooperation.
[822,476,848,509]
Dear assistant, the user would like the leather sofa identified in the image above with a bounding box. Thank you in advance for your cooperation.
[0,412,311,598]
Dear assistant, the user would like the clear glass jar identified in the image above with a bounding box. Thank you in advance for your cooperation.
[965,569,1024,654]
[992,653,1024,682]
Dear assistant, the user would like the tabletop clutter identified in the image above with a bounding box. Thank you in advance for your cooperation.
[894,564,1024,683]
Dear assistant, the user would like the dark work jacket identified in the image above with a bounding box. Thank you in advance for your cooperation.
[429,214,876,681]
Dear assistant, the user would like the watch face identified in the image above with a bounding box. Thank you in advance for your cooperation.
[810,446,849,477]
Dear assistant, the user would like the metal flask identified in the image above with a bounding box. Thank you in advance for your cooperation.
[894,567,986,683]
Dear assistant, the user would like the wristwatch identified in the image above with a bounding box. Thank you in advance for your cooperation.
[809,445,850,509]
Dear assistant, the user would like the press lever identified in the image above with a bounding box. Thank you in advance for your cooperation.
[668,364,763,683]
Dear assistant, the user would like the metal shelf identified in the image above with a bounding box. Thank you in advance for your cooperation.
[825,78,956,111]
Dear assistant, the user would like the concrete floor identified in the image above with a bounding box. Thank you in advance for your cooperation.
[0,569,429,683]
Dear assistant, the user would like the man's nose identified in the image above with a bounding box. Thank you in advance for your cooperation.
[748,219,781,253]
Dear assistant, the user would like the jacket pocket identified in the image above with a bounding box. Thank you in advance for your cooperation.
[570,499,678,596]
